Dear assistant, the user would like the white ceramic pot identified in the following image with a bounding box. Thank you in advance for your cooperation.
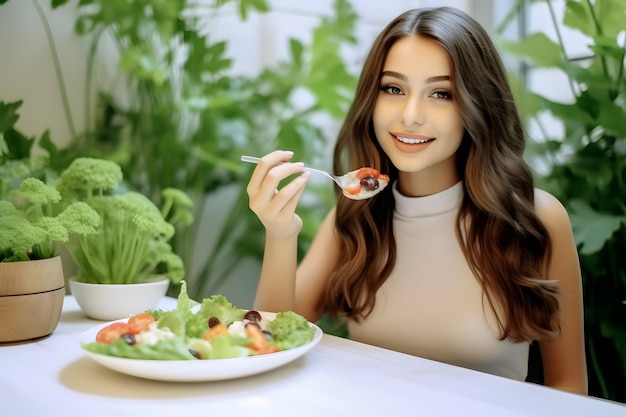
[69,279,170,321]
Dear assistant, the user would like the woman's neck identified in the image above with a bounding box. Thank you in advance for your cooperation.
[397,168,459,197]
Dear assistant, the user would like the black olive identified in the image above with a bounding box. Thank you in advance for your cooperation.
[360,175,379,191]
[208,316,221,328]
[122,333,136,345]
[244,310,262,323]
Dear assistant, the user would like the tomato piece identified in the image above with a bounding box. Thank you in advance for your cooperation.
[356,167,380,179]
[202,323,229,342]
[127,313,155,335]
[344,185,362,195]
[96,322,131,344]
[245,323,278,354]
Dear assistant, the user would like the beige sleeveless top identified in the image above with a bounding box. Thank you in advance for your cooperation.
[347,181,529,381]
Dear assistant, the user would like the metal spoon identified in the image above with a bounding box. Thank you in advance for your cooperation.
[240,155,388,200]
[241,155,348,188]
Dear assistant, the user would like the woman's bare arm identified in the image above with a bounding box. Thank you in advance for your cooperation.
[248,151,340,322]
[247,150,309,314]
[535,189,588,395]
[294,208,342,322]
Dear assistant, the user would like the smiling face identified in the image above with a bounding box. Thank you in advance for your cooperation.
[373,35,465,196]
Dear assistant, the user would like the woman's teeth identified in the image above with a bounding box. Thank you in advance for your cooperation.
[395,136,433,144]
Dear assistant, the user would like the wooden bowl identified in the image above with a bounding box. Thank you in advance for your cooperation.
[0,257,65,343]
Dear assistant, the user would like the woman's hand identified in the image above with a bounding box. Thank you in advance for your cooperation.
[245,150,311,239]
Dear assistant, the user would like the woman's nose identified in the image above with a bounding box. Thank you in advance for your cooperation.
[402,98,424,127]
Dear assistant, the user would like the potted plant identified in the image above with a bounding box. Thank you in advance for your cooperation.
[56,157,194,320]
[5,0,358,304]
[0,173,100,343]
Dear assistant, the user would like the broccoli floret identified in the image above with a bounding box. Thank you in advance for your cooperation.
[0,178,100,262]
[57,202,101,236]
[56,157,122,199]
[161,188,194,228]
[0,201,47,262]
[18,178,61,209]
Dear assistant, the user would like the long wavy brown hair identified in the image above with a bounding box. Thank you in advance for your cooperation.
[322,7,561,342]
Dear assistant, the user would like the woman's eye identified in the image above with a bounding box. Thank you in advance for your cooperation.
[431,91,452,100]
[382,86,404,95]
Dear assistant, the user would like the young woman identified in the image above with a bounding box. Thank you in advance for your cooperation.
[245,7,587,394]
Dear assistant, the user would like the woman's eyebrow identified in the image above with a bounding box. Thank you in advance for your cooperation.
[381,71,450,84]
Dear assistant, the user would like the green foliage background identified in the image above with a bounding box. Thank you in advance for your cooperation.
[499,0,626,403]
[1,0,357,304]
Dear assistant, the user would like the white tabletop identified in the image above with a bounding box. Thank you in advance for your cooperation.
[1,296,623,417]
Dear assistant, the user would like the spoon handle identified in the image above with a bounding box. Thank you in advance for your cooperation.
[240,155,342,187]
[241,155,262,164]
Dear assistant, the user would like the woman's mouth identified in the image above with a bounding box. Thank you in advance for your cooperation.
[395,136,435,144]
[390,133,435,154]
[392,133,435,144]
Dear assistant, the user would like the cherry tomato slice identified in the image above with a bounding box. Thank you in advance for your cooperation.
[245,323,278,354]
[344,185,362,195]
[127,313,156,335]
[203,323,229,342]
[96,322,131,344]
[356,167,380,179]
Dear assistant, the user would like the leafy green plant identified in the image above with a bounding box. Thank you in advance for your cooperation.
[57,157,193,284]
[498,0,626,402]
[21,0,358,298]
[0,101,101,263]
[0,100,51,197]
[0,179,100,262]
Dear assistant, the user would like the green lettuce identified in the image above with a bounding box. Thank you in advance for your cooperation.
[148,281,207,338]
[82,335,194,360]
[267,311,316,350]
[197,294,245,326]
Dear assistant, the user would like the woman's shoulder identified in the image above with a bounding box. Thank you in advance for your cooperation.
[533,188,573,233]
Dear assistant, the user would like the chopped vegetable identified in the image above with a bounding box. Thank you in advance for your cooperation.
[197,294,245,326]
[82,281,317,361]
[267,311,317,350]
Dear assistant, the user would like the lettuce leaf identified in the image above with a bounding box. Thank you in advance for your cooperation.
[267,311,316,350]
[209,334,252,359]
[149,281,207,339]
[82,336,195,360]
[197,294,245,326]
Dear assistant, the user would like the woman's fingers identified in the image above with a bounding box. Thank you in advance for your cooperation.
[280,171,310,215]
[247,150,295,195]
[263,169,310,213]
[246,150,311,233]
[250,167,307,217]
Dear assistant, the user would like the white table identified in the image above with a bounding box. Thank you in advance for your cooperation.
[1,296,623,417]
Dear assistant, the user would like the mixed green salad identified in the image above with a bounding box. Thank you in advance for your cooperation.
[81,282,317,360]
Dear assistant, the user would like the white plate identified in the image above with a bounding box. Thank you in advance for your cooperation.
[80,311,323,382]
